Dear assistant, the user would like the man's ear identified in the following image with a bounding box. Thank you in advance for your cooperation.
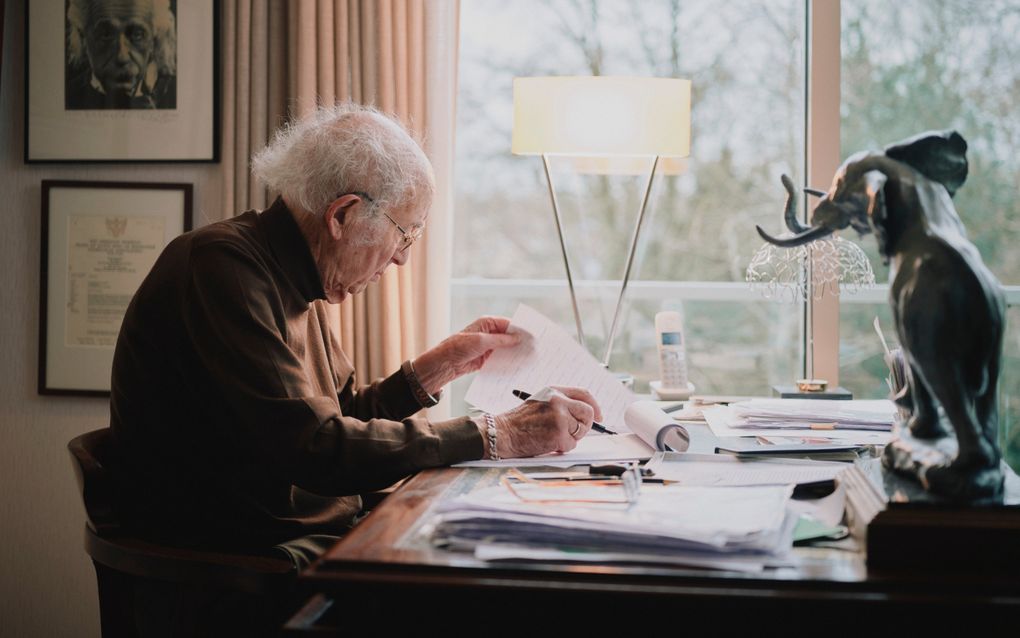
[323,195,360,240]
[323,202,346,240]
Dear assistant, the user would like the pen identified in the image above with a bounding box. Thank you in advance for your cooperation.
[511,389,616,435]
[590,464,676,485]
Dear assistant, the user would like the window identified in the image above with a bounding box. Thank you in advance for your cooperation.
[839,0,1020,468]
[451,0,1020,471]
[452,0,807,406]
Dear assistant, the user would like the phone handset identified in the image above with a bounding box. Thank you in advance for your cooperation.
[651,311,695,400]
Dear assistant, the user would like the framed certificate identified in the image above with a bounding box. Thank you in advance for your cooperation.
[25,0,219,162]
[39,180,192,395]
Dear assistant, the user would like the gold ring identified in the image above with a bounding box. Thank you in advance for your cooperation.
[570,421,582,438]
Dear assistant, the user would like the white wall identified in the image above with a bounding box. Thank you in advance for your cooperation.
[0,2,224,635]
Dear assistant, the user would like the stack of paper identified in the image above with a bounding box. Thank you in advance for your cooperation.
[643,452,847,486]
[425,482,797,572]
[729,399,895,430]
[704,398,897,445]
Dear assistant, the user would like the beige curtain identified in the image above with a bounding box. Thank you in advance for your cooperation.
[220,0,459,385]
[220,1,288,220]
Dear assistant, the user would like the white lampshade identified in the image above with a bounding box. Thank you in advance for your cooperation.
[512,76,691,158]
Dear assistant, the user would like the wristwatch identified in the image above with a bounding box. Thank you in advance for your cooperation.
[401,359,441,408]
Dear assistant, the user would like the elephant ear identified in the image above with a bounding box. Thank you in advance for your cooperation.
[863,170,891,261]
[884,130,968,197]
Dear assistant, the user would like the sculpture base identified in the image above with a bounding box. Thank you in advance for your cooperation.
[867,501,1020,574]
[881,420,1004,505]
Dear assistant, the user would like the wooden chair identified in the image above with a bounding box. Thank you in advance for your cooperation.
[68,428,297,637]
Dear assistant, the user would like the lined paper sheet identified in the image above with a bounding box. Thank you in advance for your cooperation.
[465,304,637,430]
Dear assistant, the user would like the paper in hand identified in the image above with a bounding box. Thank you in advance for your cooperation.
[464,304,637,431]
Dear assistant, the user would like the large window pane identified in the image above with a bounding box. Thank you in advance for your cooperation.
[453,0,806,410]
[840,0,1020,469]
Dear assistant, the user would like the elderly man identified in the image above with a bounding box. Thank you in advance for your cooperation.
[66,0,177,109]
[110,103,601,578]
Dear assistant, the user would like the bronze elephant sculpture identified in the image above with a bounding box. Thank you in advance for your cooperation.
[757,130,1005,502]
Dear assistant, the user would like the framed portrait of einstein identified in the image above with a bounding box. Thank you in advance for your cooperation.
[25,1,219,162]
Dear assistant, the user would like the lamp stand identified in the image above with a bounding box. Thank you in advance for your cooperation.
[603,155,660,367]
[540,154,661,370]
[541,154,586,346]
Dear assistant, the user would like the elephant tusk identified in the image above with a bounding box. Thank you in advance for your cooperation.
[756,224,834,247]
[781,174,810,234]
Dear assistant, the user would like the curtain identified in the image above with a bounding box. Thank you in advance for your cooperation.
[220,0,459,386]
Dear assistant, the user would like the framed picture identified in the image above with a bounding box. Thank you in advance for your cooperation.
[25,1,219,162]
[40,180,193,395]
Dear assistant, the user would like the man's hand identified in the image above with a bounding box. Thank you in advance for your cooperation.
[412,316,520,395]
[491,387,604,458]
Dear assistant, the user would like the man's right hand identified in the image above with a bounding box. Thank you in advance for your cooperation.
[489,387,603,459]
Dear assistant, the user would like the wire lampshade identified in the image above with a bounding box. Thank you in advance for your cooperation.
[746,235,875,302]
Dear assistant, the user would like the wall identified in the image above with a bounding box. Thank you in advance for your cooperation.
[0,2,224,635]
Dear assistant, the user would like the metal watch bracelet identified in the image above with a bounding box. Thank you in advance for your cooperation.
[401,359,441,408]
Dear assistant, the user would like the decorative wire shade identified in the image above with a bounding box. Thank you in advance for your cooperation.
[746,235,875,302]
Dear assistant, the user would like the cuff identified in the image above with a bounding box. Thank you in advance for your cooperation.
[433,417,486,465]
[371,368,423,418]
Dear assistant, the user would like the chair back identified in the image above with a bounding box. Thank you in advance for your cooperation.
[68,428,122,536]
[67,428,295,593]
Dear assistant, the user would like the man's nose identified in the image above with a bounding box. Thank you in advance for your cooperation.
[391,246,410,266]
[116,34,132,62]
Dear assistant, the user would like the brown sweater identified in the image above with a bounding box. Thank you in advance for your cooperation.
[110,197,482,552]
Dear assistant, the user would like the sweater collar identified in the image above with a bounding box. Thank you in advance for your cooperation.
[260,197,327,303]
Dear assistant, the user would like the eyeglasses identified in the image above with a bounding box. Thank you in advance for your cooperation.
[348,191,423,252]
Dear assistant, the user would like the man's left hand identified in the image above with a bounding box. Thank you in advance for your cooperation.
[412,316,520,396]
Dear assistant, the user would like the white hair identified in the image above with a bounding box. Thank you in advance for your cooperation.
[252,103,435,236]
[67,0,177,75]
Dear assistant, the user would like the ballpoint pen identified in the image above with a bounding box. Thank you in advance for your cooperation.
[511,389,616,435]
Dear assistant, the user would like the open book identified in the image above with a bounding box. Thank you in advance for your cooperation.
[457,304,688,467]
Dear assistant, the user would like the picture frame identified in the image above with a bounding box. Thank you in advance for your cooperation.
[40,180,193,395]
[25,1,219,163]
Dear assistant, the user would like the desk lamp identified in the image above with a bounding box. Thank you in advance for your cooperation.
[746,184,874,398]
[512,76,691,367]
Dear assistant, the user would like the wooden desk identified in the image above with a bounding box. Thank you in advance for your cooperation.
[289,467,1020,632]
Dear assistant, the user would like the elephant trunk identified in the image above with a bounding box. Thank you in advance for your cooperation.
[756,223,834,247]
[758,174,835,247]
[781,174,810,234]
